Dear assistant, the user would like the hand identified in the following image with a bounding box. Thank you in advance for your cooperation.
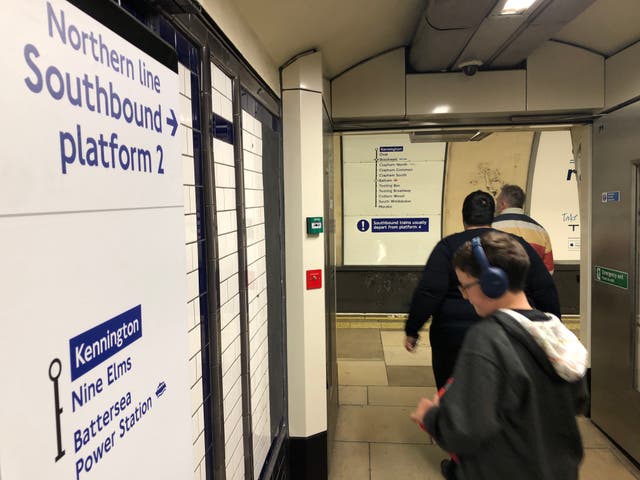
[410,397,435,426]
[404,336,418,352]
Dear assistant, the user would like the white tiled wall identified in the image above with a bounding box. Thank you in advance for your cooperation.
[212,63,245,480]
[243,108,272,478]
[213,64,234,122]
[179,62,207,480]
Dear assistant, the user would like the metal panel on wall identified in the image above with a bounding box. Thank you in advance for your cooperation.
[211,63,246,480]
[591,101,640,463]
[242,90,288,480]
[242,107,272,478]
[179,58,210,479]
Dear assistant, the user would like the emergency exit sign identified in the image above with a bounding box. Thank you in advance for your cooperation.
[306,217,323,234]
[595,266,628,289]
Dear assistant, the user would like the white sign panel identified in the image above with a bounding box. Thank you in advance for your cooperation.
[530,131,580,262]
[0,0,182,215]
[0,2,192,480]
[343,134,445,265]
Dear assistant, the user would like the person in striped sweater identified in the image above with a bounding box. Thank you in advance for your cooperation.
[492,184,554,274]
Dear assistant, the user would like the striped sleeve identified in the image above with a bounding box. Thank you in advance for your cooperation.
[492,215,554,274]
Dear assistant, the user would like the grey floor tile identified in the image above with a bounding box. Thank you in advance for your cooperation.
[580,448,640,480]
[370,443,447,480]
[381,330,431,348]
[337,328,384,360]
[368,386,438,407]
[339,386,368,405]
[383,344,432,366]
[610,448,640,479]
[329,441,370,480]
[380,331,407,347]
[339,360,388,386]
[334,405,432,444]
[386,366,436,387]
[578,417,614,448]
[329,326,640,480]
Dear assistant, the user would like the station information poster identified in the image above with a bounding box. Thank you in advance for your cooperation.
[343,134,445,265]
[0,1,193,479]
[529,131,580,262]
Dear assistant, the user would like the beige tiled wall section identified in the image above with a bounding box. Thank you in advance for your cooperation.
[179,62,207,480]
[443,131,534,236]
[212,63,245,480]
[243,109,271,477]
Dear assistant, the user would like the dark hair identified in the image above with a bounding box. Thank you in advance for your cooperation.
[453,231,530,292]
[499,184,526,208]
[462,190,495,226]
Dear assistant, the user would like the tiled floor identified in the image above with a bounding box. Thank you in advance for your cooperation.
[330,328,640,480]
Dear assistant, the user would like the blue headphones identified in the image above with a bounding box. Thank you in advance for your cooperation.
[471,236,509,298]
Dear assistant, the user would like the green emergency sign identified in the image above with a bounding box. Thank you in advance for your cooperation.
[595,266,628,289]
[306,217,323,235]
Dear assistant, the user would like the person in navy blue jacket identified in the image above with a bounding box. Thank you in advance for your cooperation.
[404,190,560,390]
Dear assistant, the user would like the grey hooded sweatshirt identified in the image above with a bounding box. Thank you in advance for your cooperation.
[424,309,588,480]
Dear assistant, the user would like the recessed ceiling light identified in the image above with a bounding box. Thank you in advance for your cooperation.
[432,105,451,114]
[500,0,536,15]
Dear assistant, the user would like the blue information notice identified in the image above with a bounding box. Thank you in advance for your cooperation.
[601,191,620,203]
[372,218,429,232]
[69,305,142,380]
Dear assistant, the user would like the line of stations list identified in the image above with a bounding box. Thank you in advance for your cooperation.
[376,157,414,208]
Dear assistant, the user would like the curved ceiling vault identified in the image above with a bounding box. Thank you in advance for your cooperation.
[231,0,640,79]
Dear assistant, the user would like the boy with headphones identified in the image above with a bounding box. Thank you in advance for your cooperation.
[411,231,588,480]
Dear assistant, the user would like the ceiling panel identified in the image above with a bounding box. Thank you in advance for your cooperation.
[426,0,497,29]
[492,22,565,67]
[232,0,426,78]
[531,0,596,24]
[409,22,475,71]
[490,0,596,68]
[458,16,524,65]
[552,0,640,56]
[409,0,497,71]
[230,0,640,81]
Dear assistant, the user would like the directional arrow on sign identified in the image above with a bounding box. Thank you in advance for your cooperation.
[166,108,178,137]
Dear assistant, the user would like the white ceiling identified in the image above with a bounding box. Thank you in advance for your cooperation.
[232,0,426,78]
[232,0,640,79]
[553,0,640,56]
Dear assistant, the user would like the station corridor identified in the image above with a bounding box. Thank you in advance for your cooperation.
[330,326,640,480]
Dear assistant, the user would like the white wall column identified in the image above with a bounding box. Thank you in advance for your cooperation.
[282,52,327,441]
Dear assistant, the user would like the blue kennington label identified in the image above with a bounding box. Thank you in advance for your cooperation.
[69,305,142,381]
[602,191,620,202]
[372,218,429,232]
[379,146,404,153]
